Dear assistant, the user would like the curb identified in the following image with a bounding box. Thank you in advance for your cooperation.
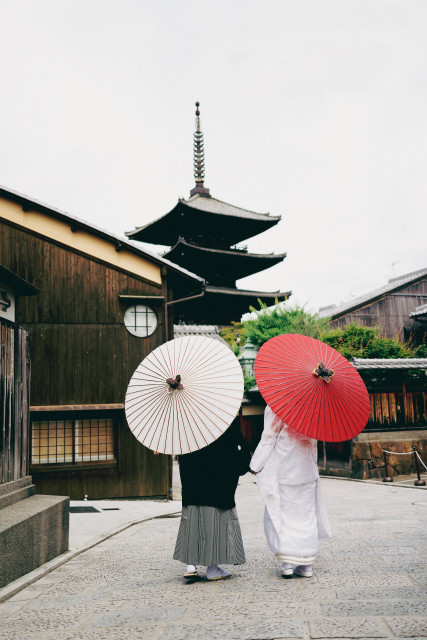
[0,510,181,604]
[319,474,427,489]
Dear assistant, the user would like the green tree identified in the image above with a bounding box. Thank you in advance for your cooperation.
[243,301,330,348]
[322,323,419,359]
[240,301,424,360]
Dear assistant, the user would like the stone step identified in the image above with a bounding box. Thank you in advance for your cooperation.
[0,476,32,498]
[0,484,36,511]
[0,493,69,588]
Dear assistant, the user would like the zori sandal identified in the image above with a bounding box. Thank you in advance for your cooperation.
[207,569,231,581]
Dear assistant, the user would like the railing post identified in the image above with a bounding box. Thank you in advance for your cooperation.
[382,450,393,482]
[413,446,426,487]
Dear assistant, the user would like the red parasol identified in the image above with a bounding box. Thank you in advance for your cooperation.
[254,333,370,442]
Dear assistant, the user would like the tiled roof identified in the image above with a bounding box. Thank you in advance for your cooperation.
[126,195,281,246]
[319,268,427,319]
[352,358,427,369]
[410,303,427,319]
[182,193,280,222]
[205,285,291,298]
[173,324,229,347]
[165,238,286,260]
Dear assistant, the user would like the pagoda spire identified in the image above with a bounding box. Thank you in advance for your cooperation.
[190,101,210,197]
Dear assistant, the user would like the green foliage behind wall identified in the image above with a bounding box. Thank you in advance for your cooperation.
[237,301,425,361]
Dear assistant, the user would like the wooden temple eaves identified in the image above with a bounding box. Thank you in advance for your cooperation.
[125,195,281,247]
[163,238,287,284]
[174,285,292,325]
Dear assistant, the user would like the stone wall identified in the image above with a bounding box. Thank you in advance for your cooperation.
[351,431,427,480]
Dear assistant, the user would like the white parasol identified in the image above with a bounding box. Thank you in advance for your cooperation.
[125,336,244,455]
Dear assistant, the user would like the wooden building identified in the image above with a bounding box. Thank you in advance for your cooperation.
[126,103,291,325]
[348,358,427,480]
[0,186,204,499]
[0,266,69,588]
[319,268,427,345]
[0,265,39,484]
[243,358,427,480]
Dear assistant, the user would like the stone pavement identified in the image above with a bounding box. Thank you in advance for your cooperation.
[68,497,181,550]
[0,475,426,640]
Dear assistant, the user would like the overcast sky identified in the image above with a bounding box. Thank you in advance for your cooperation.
[1,0,426,313]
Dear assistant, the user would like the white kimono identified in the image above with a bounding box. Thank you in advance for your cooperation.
[250,406,331,565]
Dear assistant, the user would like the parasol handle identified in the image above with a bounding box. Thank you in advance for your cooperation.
[166,374,184,391]
[313,363,334,383]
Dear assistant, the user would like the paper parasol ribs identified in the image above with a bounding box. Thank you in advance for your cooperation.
[254,334,370,442]
[125,336,244,455]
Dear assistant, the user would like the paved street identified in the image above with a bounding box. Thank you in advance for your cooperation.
[0,475,426,640]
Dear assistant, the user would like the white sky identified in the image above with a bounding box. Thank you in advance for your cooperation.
[1,0,426,313]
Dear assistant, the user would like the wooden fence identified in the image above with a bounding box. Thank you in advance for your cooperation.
[367,390,426,430]
[0,320,30,483]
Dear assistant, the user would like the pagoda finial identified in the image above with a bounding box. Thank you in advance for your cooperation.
[190,101,210,197]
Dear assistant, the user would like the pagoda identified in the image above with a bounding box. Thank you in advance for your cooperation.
[126,103,290,325]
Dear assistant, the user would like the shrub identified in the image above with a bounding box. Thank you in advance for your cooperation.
[243,300,330,348]
[322,323,418,359]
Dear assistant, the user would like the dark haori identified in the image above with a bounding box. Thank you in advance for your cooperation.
[174,419,251,581]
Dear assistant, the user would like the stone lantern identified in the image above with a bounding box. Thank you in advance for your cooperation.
[238,337,258,378]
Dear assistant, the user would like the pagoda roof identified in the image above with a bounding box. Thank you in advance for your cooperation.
[163,239,286,282]
[172,285,291,325]
[182,193,276,221]
[205,285,291,299]
[126,193,281,246]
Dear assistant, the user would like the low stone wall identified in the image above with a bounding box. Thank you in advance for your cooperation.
[352,430,427,480]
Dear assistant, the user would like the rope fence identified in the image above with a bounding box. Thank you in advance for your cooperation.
[381,446,427,486]
[416,451,427,472]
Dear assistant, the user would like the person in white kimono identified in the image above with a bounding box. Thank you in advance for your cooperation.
[250,405,331,578]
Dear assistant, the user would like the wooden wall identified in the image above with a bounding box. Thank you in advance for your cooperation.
[367,391,426,430]
[0,321,30,483]
[1,221,166,405]
[329,278,427,343]
[31,414,170,500]
[0,219,171,498]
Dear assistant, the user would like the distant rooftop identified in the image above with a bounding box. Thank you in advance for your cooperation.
[319,267,427,319]
[410,303,427,320]
[352,358,427,369]
[173,324,229,347]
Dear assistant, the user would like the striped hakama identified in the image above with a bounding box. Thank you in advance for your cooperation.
[173,505,246,566]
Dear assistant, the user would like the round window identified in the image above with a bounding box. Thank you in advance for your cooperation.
[124,305,158,337]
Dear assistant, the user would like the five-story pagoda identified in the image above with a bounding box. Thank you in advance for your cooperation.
[126,103,290,325]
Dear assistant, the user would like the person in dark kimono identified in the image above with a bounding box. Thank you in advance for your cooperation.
[173,417,251,581]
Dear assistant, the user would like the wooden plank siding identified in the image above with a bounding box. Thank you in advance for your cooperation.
[0,321,30,483]
[367,391,426,430]
[0,219,172,498]
[329,278,427,342]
